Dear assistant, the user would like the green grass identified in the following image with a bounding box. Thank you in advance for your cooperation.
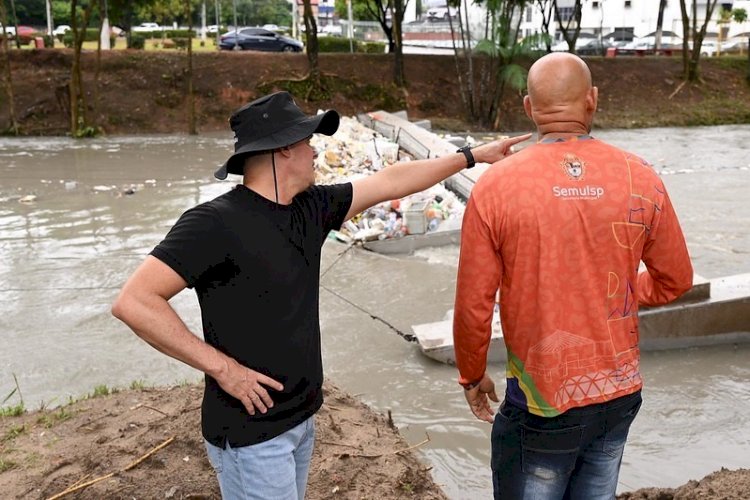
[90,384,111,398]
[36,407,74,429]
[129,379,147,391]
[2,424,26,443]
[0,404,25,418]
[0,457,17,473]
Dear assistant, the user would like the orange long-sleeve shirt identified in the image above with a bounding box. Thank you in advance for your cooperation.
[453,137,693,416]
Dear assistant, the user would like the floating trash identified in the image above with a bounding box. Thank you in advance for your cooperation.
[313,116,465,244]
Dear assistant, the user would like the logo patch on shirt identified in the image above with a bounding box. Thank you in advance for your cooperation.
[561,153,585,181]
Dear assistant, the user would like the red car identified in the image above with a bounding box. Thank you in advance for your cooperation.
[16,25,41,44]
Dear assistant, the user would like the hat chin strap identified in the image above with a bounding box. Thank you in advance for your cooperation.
[272,151,279,205]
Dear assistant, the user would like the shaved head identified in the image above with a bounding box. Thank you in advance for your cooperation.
[523,53,598,137]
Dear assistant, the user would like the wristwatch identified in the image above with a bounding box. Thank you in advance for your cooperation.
[457,145,476,169]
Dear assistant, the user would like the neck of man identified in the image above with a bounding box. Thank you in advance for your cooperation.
[242,159,299,205]
[537,123,590,142]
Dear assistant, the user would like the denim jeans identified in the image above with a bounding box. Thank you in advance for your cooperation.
[204,416,315,500]
[491,391,642,500]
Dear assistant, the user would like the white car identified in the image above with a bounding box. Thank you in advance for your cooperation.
[52,25,70,37]
[0,24,15,38]
[698,40,718,57]
[132,22,162,33]
[426,5,457,21]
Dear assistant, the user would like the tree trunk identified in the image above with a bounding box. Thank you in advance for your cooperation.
[302,0,320,85]
[554,0,582,54]
[679,0,691,79]
[8,0,20,49]
[69,0,95,137]
[186,0,196,135]
[655,0,667,50]
[94,0,104,124]
[392,0,405,87]
[0,0,18,134]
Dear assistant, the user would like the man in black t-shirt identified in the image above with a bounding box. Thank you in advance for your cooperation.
[112,91,530,499]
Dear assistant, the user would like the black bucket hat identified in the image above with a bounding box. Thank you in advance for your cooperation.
[214,91,340,180]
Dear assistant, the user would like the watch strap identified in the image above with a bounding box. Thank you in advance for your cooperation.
[457,145,476,169]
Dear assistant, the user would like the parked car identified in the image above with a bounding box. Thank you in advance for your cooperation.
[426,5,457,21]
[702,40,719,56]
[219,28,303,52]
[0,24,16,39]
[720,39,749,55]
[52,24,70,37]
[319,24,342,37]
[16,25,41,44]
[132,22,162,33]
[576,39,615,56]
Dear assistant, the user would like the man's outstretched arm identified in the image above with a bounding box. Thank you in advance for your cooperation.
[344,134,531,221]
[111,256,284,415]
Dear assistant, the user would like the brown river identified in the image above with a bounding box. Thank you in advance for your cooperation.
[1,125,748,498]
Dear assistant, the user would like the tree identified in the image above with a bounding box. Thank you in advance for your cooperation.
[301,0,320,85]
[728,8,748,82]
[69,0,96,137]
[554,0,582,54]
[534,0,554,52]
[185,0,196,134]
[655,0,667,51]
[0,0,19,134]
[392,0,406,86]
[679,0,720,82]
[452,0,538,129]
[351,0,410,86]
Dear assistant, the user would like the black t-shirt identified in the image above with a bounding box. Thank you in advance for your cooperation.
[151,183,353,447]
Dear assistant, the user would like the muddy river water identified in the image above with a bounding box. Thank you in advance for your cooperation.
[1,125,748,498]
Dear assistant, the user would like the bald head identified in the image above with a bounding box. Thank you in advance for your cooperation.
[523,53,598,137]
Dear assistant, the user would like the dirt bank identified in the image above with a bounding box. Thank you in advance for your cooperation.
[1,383,749,499]
[0,382,445,499]
[3,50,750,135]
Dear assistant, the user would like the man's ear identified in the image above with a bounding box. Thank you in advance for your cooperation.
[523,95,533,120]
[276,146,293,158]
[587,86,599,112]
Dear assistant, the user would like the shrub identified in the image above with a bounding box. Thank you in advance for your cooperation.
[317,37,386,53]
[128,33,145,49]
[62,28,115,48]
[360,41,386,53]
[172,37,190,49]
[164,29,194,39]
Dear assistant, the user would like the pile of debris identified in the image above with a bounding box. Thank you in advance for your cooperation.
[312,116,465,244]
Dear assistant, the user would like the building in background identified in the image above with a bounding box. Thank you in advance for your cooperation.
[520,0,750,43]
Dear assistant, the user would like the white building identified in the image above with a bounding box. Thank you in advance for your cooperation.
[520,0,750,42]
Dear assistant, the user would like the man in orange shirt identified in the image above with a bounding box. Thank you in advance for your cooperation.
[453,53,693,499]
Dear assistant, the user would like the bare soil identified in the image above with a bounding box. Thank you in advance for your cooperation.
[0,382,446,499]
[2,50,750,135]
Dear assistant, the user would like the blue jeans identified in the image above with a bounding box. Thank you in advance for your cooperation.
[204,416,315,500]
[491,391,642,500]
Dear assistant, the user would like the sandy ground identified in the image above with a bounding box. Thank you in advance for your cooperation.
[1,382,748,499]
[0,382,445,499]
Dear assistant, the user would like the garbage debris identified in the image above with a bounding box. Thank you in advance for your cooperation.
[18,194,37,204]
[313,116,465,245]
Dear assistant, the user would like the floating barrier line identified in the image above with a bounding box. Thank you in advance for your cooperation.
[321,285,417,343]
